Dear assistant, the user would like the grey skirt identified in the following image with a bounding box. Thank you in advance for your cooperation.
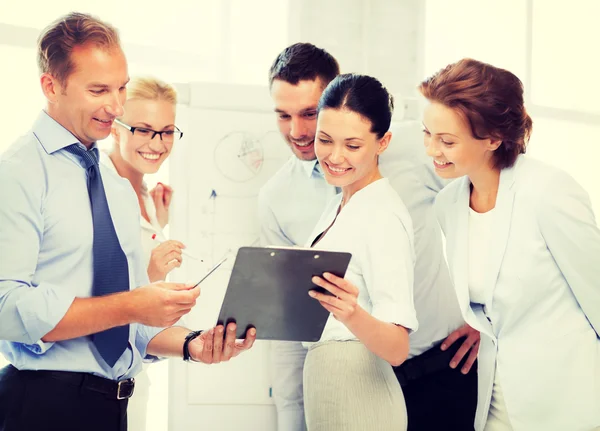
[303,340,407,431]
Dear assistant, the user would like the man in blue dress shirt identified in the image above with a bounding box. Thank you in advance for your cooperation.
[0,13,255,431]
[260,43,480,431]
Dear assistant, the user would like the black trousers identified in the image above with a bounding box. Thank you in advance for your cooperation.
[394,339,478,431]
[0,365,128,431]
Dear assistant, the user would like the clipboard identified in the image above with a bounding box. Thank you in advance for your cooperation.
[216,246,352,341]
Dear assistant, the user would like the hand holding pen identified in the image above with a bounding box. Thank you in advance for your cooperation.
[151,234,201,260]
[148,235,202,283]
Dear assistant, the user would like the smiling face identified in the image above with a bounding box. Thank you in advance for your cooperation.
[111,98,176,174]
[271,78,325,161]
[42,42,128,147]
[315,108,390,194]
[422,101,500,180]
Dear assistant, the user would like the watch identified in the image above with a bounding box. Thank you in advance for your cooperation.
[183,330,203,362]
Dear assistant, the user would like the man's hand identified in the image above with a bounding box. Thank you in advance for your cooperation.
[441,323,480,374]
[188,323,256,364]
[149,182,173,229]
[128,282,200,327]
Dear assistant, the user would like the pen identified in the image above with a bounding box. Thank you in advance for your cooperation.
[191,254,229,288]
[151,234,202,261]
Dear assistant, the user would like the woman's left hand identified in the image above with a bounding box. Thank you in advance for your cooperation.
[150,182,173,228]
[309,272,361,324]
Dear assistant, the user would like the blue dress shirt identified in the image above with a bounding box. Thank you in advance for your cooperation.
[0,111,163,380]
[258,156,340,248]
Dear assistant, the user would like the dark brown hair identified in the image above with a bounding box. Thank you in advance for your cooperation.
[319,73,394,139]
[37,12,121,86]
[269,43,340,89]
[419,58,532,169]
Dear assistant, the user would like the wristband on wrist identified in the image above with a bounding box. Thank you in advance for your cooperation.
[183,330,203,361]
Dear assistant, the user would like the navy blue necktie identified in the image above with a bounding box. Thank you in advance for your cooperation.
[65,144,130,367]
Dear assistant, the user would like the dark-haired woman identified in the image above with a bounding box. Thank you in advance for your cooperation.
[421,58,600,431]
[303,73,417,431]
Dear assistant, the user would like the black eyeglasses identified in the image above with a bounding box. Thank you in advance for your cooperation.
[114,119,184,142]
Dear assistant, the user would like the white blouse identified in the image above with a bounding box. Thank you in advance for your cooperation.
[468,207,496,305]
[99,152,166,269]
[304,178,419,342]
[468,207,513,430]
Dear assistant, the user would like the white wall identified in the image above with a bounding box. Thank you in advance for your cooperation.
[424,0,600,216]
[289,0,423,109]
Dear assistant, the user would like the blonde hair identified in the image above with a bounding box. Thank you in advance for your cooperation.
[37,12,120,85]
[126,77,178,105]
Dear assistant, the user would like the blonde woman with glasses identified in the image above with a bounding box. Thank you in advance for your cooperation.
[102,76,186,431]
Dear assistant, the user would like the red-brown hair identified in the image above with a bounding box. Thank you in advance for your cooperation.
[418,58,532,169]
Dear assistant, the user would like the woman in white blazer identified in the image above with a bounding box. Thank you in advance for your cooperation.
[418,58,600,431]
[102,76,187,431]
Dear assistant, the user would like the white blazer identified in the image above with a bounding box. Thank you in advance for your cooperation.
[435,155,600,431]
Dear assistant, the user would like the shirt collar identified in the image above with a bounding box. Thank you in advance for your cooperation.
[299,158,322,179]
[33,110,91,154]
[99,149,149,192]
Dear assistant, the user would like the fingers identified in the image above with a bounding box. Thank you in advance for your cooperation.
[167,287,200,306]
[165,259,182,273]
[201,328,214,364]
[163,282,194,292]
[322,272,355,292]
[157,240,185,254]
[310,275,358,308]
[313,272,358,296]
[460,339,480,374]
[308,290,346,313]
[441,324,469,351]
[449,335,477,369]
[152,185,164,207]
[212,326,224,363]
[190,325,255,363]
[163,250,183,265]
[316,300,340,318]
[233,327,256,357]
[163,186,173,207]
[311,276,344,298]
[221,323,237,360]
[165,310,190,327]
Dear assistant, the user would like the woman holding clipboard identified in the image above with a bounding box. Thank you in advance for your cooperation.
[304,74,417,431]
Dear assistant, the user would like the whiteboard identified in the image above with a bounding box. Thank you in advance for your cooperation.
[167,83,290,431]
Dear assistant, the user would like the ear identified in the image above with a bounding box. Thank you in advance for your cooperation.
[487,138,502,152]
[111,125,120,145]
[376,131,392,155]
[40,73,62,104]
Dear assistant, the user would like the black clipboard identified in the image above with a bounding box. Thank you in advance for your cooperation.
[216,246,352,341]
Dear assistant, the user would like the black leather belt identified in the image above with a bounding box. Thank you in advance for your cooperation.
[34,369,135,400]
[394,337,468,388]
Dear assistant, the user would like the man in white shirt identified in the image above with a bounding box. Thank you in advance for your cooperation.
[259,43,480,431]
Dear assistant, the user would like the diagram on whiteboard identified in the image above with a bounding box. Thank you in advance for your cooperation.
[175,108,291,290]
[214,131,265,182]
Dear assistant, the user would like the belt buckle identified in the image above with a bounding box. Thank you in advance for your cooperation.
[117,378,135,400]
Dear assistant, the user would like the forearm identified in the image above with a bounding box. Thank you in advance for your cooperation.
[146,326,191,358]
[345,307,410,366]
[42,293,134,342]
